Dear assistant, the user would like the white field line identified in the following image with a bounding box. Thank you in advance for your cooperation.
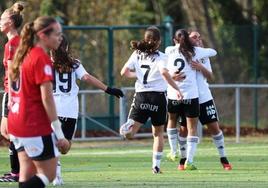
[67,145,268,156]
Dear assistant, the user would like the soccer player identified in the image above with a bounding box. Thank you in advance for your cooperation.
[176,31,232,170]
[165,29,217,170]
[0,2,24,182]
[120,26,183,174]
[50,35,124,185]
[8,16,70,188]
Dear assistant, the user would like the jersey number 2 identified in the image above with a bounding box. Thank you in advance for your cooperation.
[174,58,185,73]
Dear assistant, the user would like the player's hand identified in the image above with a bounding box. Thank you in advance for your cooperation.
[105,87,124,98]
[190,60,202,71]
[176,90,183,100]
[172,71,186,81]
[56,138,70,155]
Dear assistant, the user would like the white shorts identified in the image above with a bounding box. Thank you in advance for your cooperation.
[10,133,60,161]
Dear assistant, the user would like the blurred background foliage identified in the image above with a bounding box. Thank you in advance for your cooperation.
[0,0,267,88]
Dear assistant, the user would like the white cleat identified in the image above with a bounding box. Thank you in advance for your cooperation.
[53,176,64,186]
[120,119,134,138]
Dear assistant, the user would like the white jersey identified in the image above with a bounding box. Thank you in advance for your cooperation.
[166,45,217,100]
[197,58,213,104]
[125,50,168,92]
[53,62,88,119]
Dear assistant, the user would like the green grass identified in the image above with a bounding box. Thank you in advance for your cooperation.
[1,136,268,188]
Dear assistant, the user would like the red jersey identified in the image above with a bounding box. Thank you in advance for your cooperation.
[3,35,20,92]
[8,46,54,137]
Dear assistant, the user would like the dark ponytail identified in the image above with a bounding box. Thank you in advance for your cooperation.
[130,26,161,56]
[174,29,195,62]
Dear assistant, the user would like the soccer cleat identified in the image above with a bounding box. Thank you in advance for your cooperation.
[220,157,232,170]
[177,158,186,170]
[152,166,162,174]
[166,152,178,162]
[53,175,64,186]
[184,162,197,170]
[0,174,19,182]
[120,119,134,138]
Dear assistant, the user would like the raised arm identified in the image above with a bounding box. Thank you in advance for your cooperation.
[81,73,124,98]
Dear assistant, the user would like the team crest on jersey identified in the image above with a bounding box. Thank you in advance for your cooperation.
[44,65,52,75]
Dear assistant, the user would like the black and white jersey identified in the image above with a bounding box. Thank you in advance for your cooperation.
[197,58,213,104]
[166,44,217,100]
[53,62,87,119]
[125,50,168,92]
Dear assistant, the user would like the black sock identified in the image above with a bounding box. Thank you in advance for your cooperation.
[19,175,45,188]
[19,182,26,188]
[9,142,20,174]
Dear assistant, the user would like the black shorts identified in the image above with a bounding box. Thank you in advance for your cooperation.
[1,92,8,117]
[199,99,219,125]
[129,92,167,126]
[168,98,199,118]
[59,117,77,140]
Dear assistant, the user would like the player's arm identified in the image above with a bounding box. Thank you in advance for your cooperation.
[120,64,136,78]
[40,81,70,153]
[81,73,124,98]
[160,67,183,100]
[191,60,213,80]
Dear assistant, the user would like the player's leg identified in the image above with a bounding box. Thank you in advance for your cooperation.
[18,134,59,187]
[199,100,232,170]
[150,91,166,174]
[0,93,20,182]
[120,93,145,139]
[166,110,179,161]
[178,122,188,170]
[183,98,199,170]
[151,125,164,174]
[52,117,76,186]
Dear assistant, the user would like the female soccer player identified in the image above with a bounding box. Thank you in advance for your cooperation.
[50,35,124,185]
[8,16,70,188]
[181,31,231,170]
[120,26,183,174]
[0,2,24,182]
[166,29,217,170]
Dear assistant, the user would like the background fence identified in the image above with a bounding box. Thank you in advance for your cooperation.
[0,20,267,142]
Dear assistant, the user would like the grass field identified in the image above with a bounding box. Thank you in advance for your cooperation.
[0,136,268,188]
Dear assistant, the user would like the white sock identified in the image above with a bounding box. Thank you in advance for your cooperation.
[167,128,178,155]
[178,136,187,158]
[212,131,226,158]
[36,173,49,185]
[152,152,163,168]
[56,160,61,177]
[186,136,199,163]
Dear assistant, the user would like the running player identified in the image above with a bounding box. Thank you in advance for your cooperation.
[8,16,70,188]
[120,26,183,174]
[166,29,217,170]
[176,31,232,170]
[50,34,124,185]
[0,2,24,182]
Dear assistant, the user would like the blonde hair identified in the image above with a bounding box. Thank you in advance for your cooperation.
[10,16,57,80]
[4,2,25,28]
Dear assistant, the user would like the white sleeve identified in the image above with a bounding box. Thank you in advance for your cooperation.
[124,51,137,70]
[165,46,172,55]
[193,47,217,61]
[157,54,168,70]
[75,63,88,80]
[202,58,212,72]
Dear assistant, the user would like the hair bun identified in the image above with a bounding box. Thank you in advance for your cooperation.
[12,2,25,13]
